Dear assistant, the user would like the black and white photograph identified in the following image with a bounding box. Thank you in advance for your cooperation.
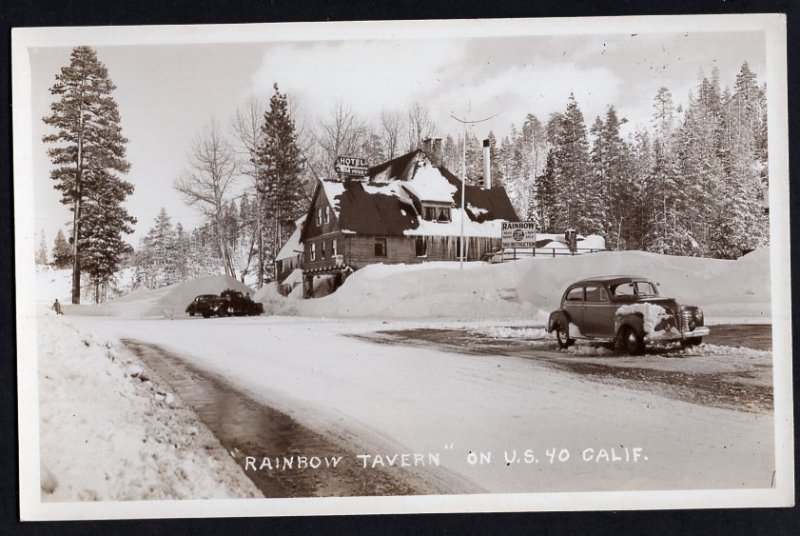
[12,14,792,520]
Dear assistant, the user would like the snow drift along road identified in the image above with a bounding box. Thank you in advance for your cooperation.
[58,275,255,318]
[256,248,771,321]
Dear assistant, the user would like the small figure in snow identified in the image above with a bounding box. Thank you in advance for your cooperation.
[52,298,63,315]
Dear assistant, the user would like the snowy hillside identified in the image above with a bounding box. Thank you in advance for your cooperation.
[257,248,771,322]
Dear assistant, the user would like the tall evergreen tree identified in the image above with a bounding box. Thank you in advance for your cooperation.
[255,84,305,276]
[42,46,133,303]
[51,229,73,269]
[36,230,48,266]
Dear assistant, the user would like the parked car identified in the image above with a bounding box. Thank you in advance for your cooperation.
[185,290,263,318]
[211,289,263,317]
[185,294,218,317]
[546,276,710,354]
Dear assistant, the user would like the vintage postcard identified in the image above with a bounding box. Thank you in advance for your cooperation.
[13,14,792,520]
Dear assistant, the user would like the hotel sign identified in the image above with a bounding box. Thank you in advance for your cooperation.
[335,156,369,177]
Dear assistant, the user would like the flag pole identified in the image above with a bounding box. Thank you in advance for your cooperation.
[450,112,499,270]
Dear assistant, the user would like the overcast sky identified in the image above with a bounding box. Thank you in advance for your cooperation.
[27,28,766,247]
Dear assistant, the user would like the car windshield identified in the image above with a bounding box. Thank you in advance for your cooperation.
[612,281,658,297]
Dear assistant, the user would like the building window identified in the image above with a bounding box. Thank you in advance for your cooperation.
[310,242,316,261]
[332,238,338,257]
[422,205,451,222]
[321,240,326,258]
[324,206,330,224]
[415,236,427,257]
[317,208,323,226]
[374,238,387,257]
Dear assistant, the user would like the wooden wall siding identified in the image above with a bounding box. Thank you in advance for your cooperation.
[304,187,340,239]
[341,235,503,268]
[277,255,302,282]
[303,231,345,264]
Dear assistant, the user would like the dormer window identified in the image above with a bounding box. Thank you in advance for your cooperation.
[317,208,323,226]
[421,204,451,223]
[324,206,330,224]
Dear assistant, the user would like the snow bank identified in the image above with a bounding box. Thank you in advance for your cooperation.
[37,310,261,501]
[36,267,73,304]
[73,275,255,318]
[260,248,771,322]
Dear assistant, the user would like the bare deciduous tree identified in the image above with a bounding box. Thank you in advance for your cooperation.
[313,102,368,180]
[405,101,436,152]
[380,109,405,160]
[232,96,266,285]
[174,119,238,277]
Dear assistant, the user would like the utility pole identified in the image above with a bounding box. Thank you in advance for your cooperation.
[450,112,498,270]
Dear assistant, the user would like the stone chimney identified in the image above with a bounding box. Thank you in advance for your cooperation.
[482,138,491,189]
[422,136,443,167]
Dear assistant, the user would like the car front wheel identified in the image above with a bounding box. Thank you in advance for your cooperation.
[555,322,575,349]
[618,326,645,355]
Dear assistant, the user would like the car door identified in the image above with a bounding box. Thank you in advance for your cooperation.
[563,285,585,336]
[583,284,614,338]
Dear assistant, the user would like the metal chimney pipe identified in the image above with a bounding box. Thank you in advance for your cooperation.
[482,138,491,189]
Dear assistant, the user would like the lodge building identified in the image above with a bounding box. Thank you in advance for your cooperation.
[286,141,519,297]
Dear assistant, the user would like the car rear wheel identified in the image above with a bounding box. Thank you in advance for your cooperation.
[555,322,575,349]
[188,310,195,317]
[218,306,228,317]
[618,326,645,355]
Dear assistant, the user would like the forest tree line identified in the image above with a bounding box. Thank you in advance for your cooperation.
[166,60,767,291]
[41,45,768,301]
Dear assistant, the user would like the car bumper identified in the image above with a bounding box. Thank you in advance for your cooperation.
[644,326,710,342]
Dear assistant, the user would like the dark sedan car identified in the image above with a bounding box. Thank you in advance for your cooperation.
[185,294,218,317]
[546,276,710,354]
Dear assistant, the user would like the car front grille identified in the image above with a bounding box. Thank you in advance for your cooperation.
[682,310,695,331]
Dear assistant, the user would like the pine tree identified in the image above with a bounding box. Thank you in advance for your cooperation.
[544,95,592,233]
[591,106,633,247]
[255,84,305,276]
[42,46,133,303]
[36,230,48,266]
[51,229,72,269]
[709,62,769,257]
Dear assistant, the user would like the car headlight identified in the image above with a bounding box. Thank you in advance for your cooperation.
[695,308,704,322]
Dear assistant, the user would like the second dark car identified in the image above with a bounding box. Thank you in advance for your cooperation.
[185,290,263,318]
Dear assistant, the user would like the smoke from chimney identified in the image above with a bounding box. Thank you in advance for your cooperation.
[482,138,491,189]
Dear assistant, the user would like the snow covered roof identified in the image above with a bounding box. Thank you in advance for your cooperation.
[320,180,345,216]
[336,182,419,235]
[276,215,306,261]
[402,161,457,204]
[308,150,518,238]
[368,150,423,183]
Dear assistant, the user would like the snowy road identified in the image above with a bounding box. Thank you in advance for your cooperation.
[69,314,775,495]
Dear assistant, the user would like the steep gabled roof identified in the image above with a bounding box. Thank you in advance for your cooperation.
[336,181,419,235]
[300,150,519,240]
[439,167,519,223]
[276,215,306,261]
[368,150,423,183]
